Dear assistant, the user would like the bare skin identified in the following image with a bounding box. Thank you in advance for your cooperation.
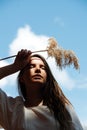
[0,49,47,107]
[0,50,31,79]
[20,57,47,107]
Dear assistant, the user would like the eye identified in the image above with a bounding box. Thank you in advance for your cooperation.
[29,64,35,69]
[40,65,46,70]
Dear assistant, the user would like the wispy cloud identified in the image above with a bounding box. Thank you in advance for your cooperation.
[82,120,87,130]
[76,76,87,89]
[0,25,86,95]
[53,16,65,27]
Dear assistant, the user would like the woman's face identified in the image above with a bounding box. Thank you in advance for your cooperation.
[21,57,47,86]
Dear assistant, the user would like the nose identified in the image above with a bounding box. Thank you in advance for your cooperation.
[35,66,41,73]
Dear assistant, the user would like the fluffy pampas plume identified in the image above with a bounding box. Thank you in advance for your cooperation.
[0,37,79,70]
[47,38,79,70]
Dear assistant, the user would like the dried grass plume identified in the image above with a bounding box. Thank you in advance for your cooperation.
[0,37,80,71]
[47,38,79,70]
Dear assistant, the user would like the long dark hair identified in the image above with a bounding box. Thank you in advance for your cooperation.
[17,54,72,130]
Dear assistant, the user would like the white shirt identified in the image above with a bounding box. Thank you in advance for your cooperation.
[0,89,83,130]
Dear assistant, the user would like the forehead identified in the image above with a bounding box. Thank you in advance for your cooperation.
[30,57,44,64]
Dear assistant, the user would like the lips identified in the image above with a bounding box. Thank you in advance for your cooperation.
[32,74,43,79]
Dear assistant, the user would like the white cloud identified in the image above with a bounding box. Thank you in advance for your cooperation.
[9,25,48,56]
[0,78,8,88]
[82,120,87,130]
[9,25,76,90]
[0,25,79,95]
[0,60,8,67]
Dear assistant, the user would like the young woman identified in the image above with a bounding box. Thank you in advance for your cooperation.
[0,49,83,130]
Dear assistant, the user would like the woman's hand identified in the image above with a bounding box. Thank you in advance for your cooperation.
[0,49,32,79]
[14,49,32,71]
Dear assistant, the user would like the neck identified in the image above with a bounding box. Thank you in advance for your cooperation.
[24,84,44,107]
[24,98,43,107]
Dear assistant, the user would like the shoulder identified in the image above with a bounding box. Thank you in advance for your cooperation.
[66,103,83,130]
[0,88,24,109]
[66,103,80,121]
[65,103,79,121]
[0,88,24,129]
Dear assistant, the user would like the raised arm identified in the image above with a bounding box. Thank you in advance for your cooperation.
[0,49,31,79]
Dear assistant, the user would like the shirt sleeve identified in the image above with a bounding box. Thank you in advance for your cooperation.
[0,88,24,129]
[0,88,9,129]
[66,104,83,130]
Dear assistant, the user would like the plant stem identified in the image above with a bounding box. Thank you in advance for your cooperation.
[0,49,48,61]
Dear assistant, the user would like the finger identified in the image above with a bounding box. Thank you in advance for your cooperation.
[18,49,31,58]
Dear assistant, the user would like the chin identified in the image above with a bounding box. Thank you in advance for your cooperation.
[33,80,45,85]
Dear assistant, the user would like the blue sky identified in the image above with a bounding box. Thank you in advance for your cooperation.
[0,0,87,129]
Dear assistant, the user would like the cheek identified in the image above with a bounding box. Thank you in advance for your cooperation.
[29,69,34,76]
[43,71,47,81]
